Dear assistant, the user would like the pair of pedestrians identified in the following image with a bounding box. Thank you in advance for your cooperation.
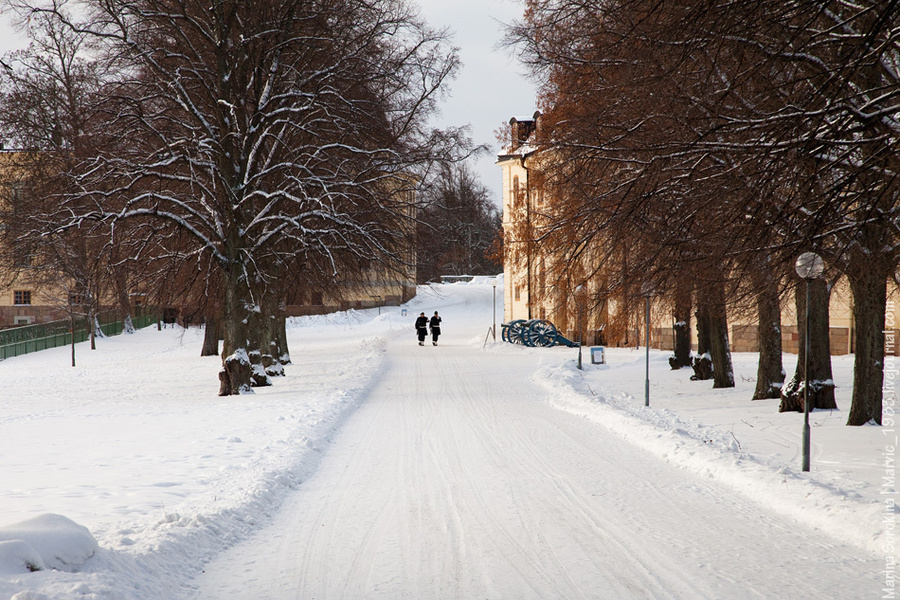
[415,311,441,346]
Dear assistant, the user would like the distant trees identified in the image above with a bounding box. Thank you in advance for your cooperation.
[416,162,501,283]
[0,8,117,343]
[0,0,466,394]
[509,0,900,422]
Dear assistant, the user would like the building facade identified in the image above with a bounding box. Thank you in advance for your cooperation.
[498,113,900,355]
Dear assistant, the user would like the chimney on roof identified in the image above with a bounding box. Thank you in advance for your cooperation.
[509,116,537,151]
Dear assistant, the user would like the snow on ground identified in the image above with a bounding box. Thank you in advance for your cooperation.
[0,277,892,599]
[532,346,892,555]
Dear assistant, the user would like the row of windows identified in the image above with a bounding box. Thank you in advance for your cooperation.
[11,291,88,305]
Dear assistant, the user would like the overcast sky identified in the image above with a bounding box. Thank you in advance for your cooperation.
[0,1,537,203]
[415,0,538,203]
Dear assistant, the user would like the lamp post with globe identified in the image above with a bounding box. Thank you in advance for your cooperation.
[491,278,498,341]
[641,281,657,407]
[795,252,824,472]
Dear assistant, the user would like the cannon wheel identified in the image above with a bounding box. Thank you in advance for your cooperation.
[503,320,527,345]
[527,319,558,347]
[510,320,528,345]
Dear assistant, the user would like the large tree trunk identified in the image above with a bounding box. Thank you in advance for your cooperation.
[707,278,734,389]
[692,301,713,381]
[780,278,836,412]
[272,297,291,367]
[201,312,220,357]
[219,261,261,396]
[246,287,272,388]
[260,291,285,378]
[847,265,888,425]
[753,271,784,400]
[670,277,692,369]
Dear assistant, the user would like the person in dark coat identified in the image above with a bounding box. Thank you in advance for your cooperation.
[429,311,442,346]
[415,312,428,346]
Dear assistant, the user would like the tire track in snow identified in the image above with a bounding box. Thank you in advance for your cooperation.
[422,351,687,599]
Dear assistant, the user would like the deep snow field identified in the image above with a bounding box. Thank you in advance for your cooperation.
[0,278,892,599]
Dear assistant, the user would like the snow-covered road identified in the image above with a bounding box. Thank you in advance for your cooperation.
[190,333,879,599]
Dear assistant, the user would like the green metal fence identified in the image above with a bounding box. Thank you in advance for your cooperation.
[0,311,159,360]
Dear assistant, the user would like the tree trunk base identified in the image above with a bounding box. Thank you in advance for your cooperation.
[249,350,272,387]
[218,369,231,396]
[669,354,691,370]
[779,378,837,412]
[779,386,807,413]
[691,354,713,381]
[219,353,253,396]
[263,353,285,377]
[752,382,782,400]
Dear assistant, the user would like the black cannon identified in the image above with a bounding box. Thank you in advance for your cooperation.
[501,319,579,348]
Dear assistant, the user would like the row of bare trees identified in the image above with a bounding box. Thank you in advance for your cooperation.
[416,161,502,283]
[508,0,900,424]
[0,0,467,394]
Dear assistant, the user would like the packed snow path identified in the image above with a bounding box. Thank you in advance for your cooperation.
[190,335,877,599]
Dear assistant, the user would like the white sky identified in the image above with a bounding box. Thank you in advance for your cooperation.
[414,0,538,203]
[0,1,538,202]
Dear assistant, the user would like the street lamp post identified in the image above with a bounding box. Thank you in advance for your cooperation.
[641,281,656,407]
[576,285,584,370]
[491,278,498,341]
[795,251,824,472]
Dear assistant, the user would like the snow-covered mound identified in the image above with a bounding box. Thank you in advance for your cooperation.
[0,514,97,574]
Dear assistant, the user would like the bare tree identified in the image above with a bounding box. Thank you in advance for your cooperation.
[417,161,501,282]
[0,5,153,345]
[5,0,465,394]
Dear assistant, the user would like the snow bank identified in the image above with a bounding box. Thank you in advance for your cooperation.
[532,354,886,554]
[0,514,97,574]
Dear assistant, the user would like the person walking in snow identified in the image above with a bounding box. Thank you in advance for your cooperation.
[415,312,428,346]
[429,311,442,346]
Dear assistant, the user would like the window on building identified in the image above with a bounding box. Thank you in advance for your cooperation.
[14,290,31,305]
[68,292,86,305]
[514,286,521,301]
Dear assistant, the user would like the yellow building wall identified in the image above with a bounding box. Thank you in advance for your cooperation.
[498,151,532,324]
[498,115,899,356]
